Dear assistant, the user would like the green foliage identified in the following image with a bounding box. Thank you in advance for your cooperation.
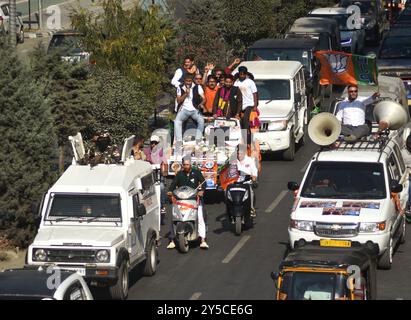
[0,46,57,247]
[86,69,153,144]
[70,0,175,100]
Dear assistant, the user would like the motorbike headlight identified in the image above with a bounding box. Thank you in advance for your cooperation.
[95,249,110,263]
[268,120,288,131]
[290,220,314,231]
[359,221,386,233]
[33,249,47,262]
[243,190,249,201]
[227,191,233,201]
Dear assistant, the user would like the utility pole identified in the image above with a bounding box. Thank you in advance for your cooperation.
[9,0,17,46]
[38,0,43,30]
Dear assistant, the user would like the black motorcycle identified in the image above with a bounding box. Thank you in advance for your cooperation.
[225,173,255,236]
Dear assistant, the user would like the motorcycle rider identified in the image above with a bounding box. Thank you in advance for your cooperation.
[167,156,209,249]
[235,146,258,217]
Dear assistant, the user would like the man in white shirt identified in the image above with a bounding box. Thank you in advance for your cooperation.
[234,66,258,145]
[235,146,258,217]
[336,84,380,142]
[175,74,206,146]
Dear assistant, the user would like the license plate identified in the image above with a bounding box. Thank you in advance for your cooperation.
[408,99,411,106]
[320,239,351,248]
[60,267,86,276]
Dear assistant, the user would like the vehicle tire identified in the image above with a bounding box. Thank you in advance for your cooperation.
[400,216,406,245]
[378,237,393,270]
[235,216,242,236]
[109,259,129,300]
[17,29,24,44]
[176,234,189,253]
[282,131,295,161]
[299,114,308,147]
[143,237,158,276]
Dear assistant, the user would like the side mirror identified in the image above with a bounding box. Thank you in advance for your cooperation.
[271,271,279,281]
[294,92,301,102]
[391,183,403,193]
[287,181,299,191]
[136,204,147,217]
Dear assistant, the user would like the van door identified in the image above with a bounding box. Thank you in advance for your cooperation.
[293,75,300,135]
[387,154,403,236]
[129,193,145,258]
[393,145,408,212]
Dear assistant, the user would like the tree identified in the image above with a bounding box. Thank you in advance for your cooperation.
[70,0,175,101]
[85,69,153,144]
[0,46,57,247]
[30,44,96,172]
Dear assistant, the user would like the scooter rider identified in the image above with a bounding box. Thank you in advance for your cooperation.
[235,146,258,217]
[167,156,209,249]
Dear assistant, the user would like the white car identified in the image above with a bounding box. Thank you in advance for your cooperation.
[27,134,161,300]
[0,1,24,43]
[308,7,365,54]
[288,134,408,270]
[233,61,308,161]
[0,268,93,300]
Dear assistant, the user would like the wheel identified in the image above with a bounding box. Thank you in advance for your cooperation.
[17,29,24,44]
[298,114,308,147]
[109,259,129,300]
[400,216,406,245]
[282,131,295,161]
[176,234,189,253]
[143,237,158,276]
[235,216,242,236]
[378,237,393,270]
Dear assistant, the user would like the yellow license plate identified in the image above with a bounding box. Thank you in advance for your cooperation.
[320,239,351,248]
[408,99,411,106]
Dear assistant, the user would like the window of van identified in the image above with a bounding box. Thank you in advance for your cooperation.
[393,145,406,174]
[140,173,155,199]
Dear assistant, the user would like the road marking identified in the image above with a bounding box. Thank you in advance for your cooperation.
[265,190,288,213]
[300,160,310,173]
[190,292,202,300]
[222,235,251,264]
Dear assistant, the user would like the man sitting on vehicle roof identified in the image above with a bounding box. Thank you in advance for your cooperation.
[336,84,380,143]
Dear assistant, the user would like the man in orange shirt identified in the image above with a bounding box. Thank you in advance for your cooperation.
[203,75,219,117]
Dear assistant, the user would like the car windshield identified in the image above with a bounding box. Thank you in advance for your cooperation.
[310,14,352,31]
[340,0,375,15]
[46,194,122,221]
[379,37,411,59]
[246,48,310,69]
[48,34,83,55]
[280,272,348,300]
[254,79,291,100]
[287,33,330,51]
[301,161,386,199]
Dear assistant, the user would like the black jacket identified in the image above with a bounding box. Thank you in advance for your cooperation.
[169,168,205,192]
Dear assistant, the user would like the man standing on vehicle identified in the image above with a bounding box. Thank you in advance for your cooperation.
[234,66,258,146]
[167,156,209,249]
[174,74,206,149]
[235,146,258,217]
[336,84,380,142]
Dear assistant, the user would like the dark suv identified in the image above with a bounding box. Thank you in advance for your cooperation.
[339,0,389,43]
[245,38,323,111]
[48,30,90,63]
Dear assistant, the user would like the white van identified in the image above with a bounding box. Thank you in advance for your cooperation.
[27,134,160,300]
[234,61,308,160]
[287,135,408,270]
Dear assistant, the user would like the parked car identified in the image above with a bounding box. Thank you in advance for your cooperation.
[245,38,324,110]
[26,134,161,300]
[377,27,411,107]
[288,132,408,270]
[0,1,24,43]
[339,0,389,43]
[233,61,308,161]
[308,7,365,53]
[271,241,378,300]
[0,268,93,300]
[48,30,91,63]
[285,17,342,51]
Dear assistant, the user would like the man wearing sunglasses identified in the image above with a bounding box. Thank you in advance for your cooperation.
[336,84,380,143]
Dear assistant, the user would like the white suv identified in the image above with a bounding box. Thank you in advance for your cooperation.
[288,134,408,269]
[0,2,24,43]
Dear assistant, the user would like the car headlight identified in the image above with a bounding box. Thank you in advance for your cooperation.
[33,249,47,262]
[95,250,110,263]
[290,220,314,231]
[243,190,249,201]
[359,221,386,233]
[268,120,288,131]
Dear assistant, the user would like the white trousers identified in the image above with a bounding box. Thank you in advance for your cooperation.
[198,205,206,239]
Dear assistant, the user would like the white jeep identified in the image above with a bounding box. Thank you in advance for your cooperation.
[26,134,160,300]
[288,134,408,270]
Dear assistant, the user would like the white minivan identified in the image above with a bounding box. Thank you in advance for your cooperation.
[234,61,308,160]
